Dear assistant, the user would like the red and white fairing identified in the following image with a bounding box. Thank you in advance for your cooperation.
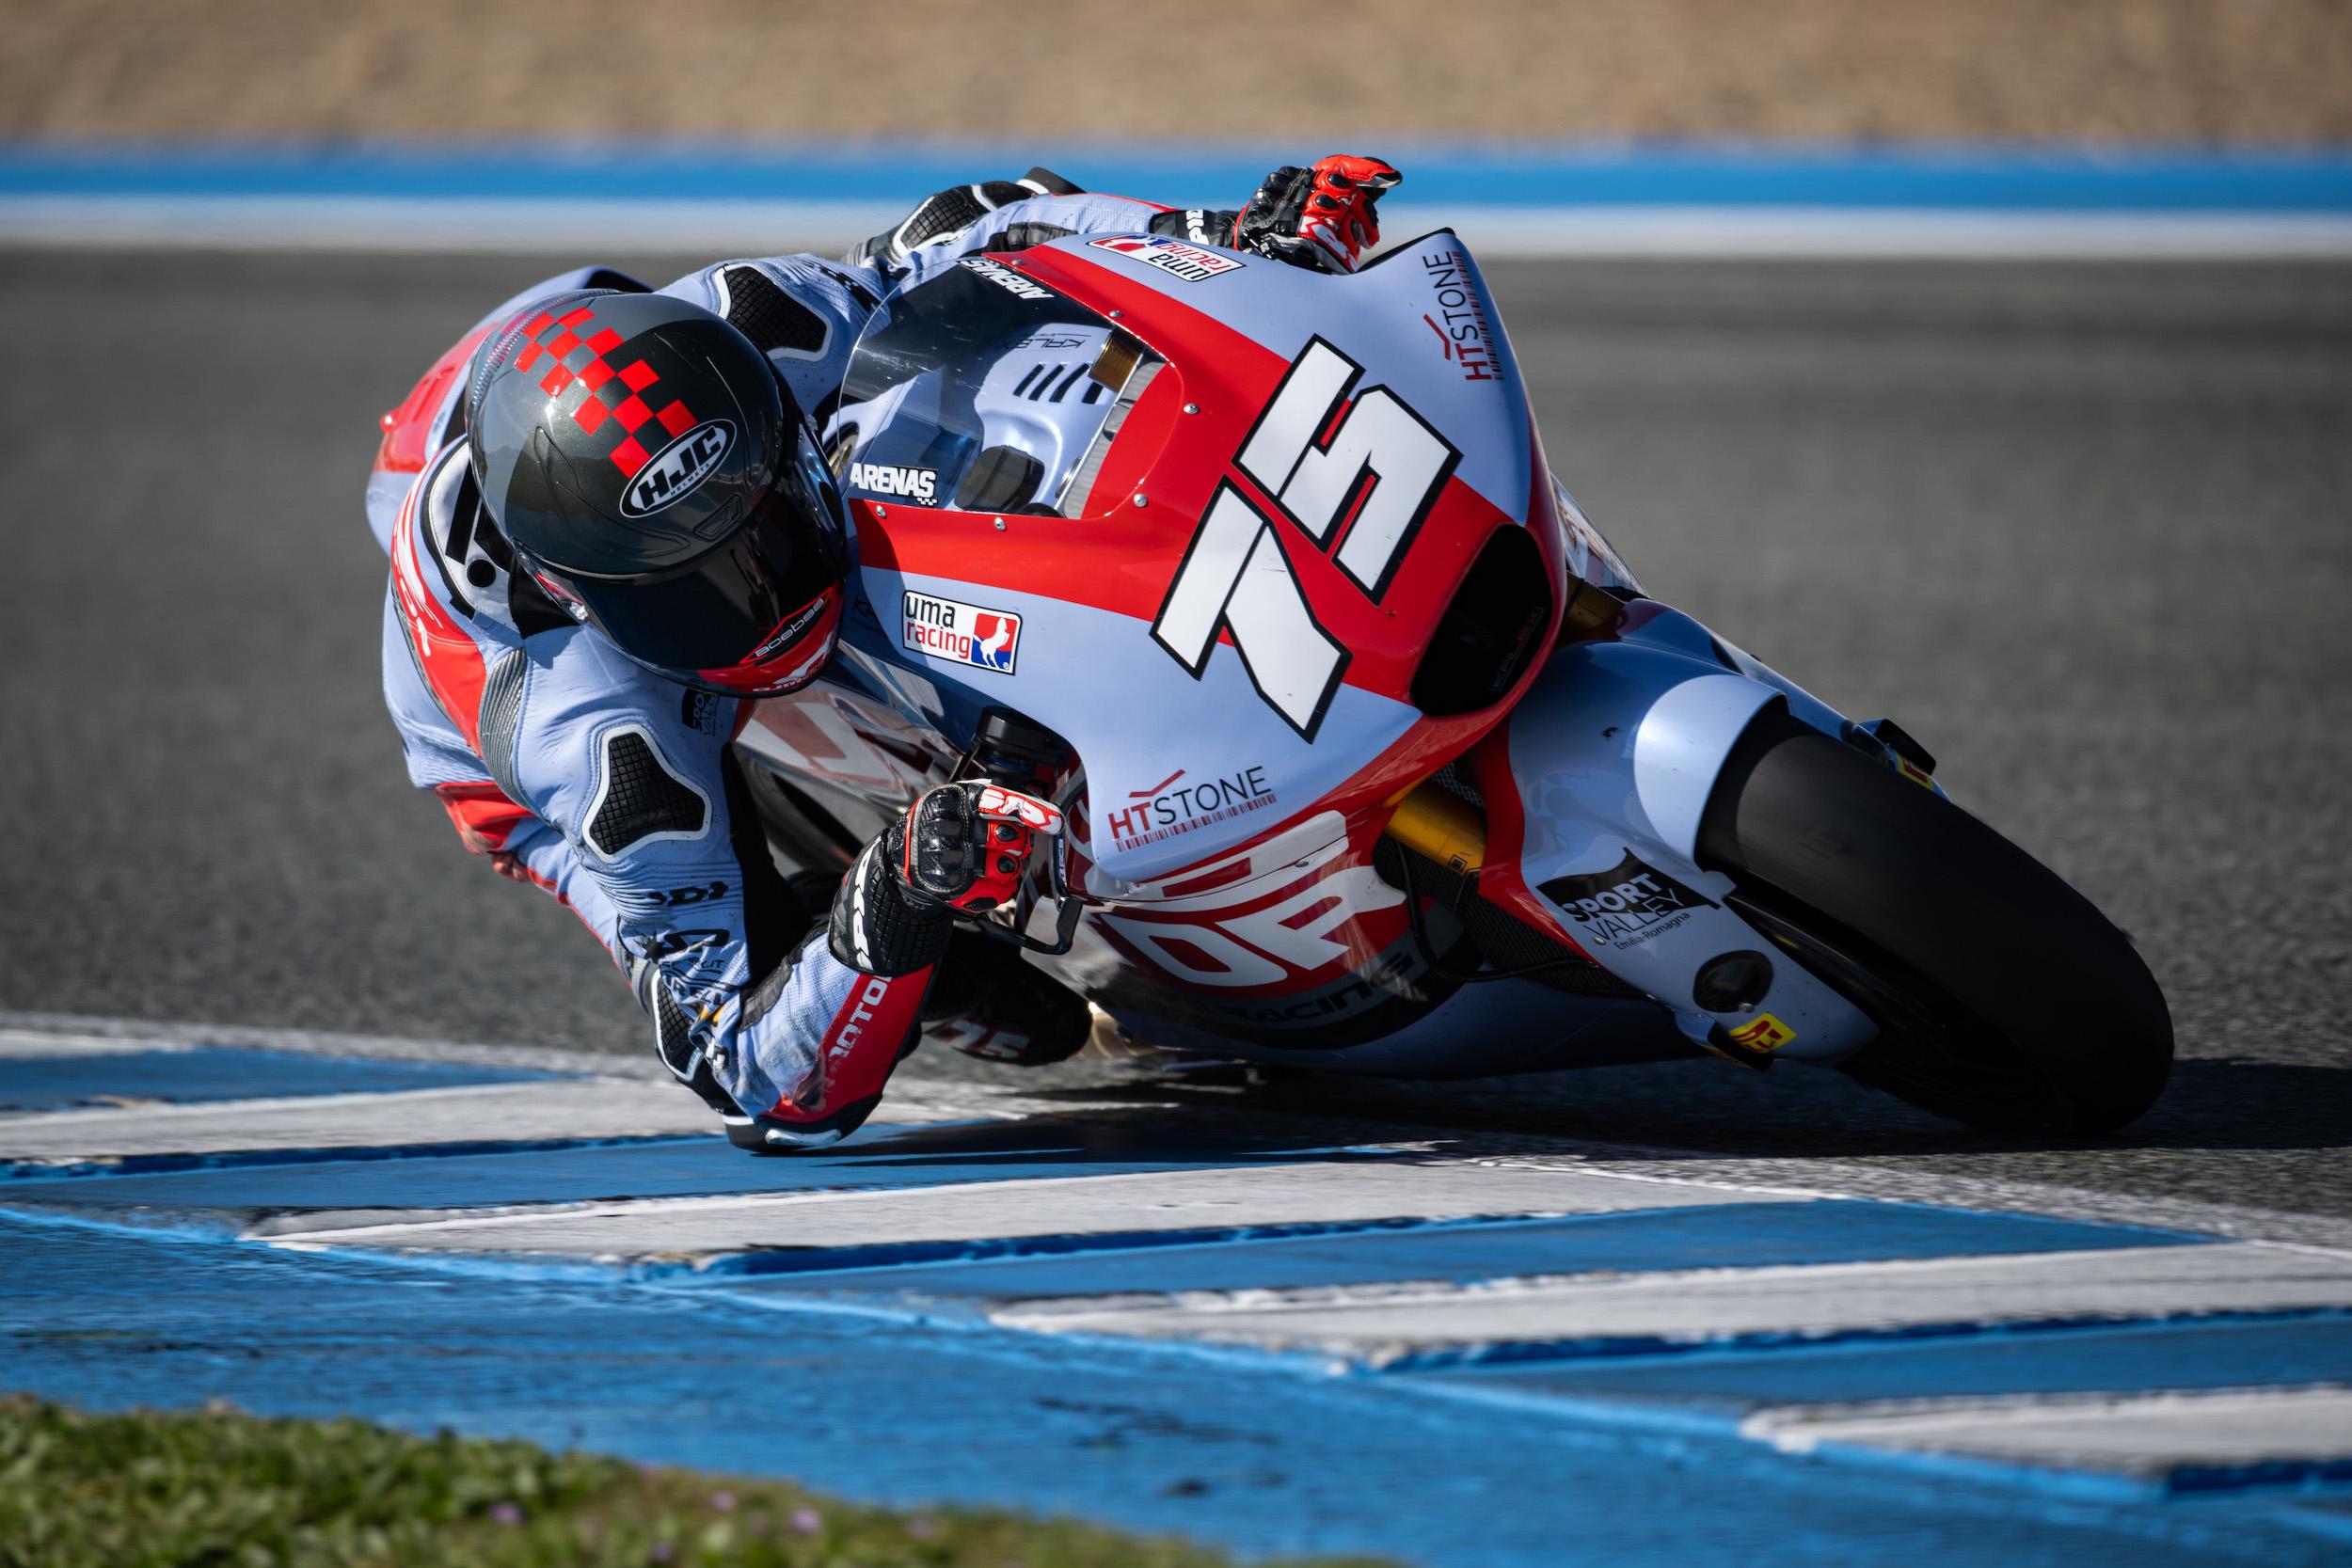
[779,230,1644,1065]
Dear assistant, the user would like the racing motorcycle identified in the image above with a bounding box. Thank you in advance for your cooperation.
[744,230,2171,1135]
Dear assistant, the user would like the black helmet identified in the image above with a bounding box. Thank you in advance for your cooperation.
[466,290,850,695]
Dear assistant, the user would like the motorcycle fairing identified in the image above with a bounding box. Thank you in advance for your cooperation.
[825,231,1565,885]
[1485,626,1879,1065]
[748,225,1883,1076]
[1047,230,1534,524]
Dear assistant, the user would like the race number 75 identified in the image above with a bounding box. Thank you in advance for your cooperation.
[1151,339,1457,741]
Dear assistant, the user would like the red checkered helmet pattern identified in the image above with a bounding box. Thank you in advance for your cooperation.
[462,290,851,696]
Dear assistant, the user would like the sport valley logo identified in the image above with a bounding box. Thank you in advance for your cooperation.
[1537,851,1718,952]
[901,589,1020,674]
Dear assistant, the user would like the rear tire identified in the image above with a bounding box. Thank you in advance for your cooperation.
[1697,708,2172,1135]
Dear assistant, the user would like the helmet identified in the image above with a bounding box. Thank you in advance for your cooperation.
[465,290,850,696]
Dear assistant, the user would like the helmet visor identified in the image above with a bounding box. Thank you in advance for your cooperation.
[534,422,850,691]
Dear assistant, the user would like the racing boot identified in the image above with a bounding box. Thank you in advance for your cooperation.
[920,927,1092,1068]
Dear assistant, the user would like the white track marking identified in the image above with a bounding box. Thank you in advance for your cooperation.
[0,1009,651,1078]
[1391,207,2352,260]
[262,1160,1791,1253]
[0,1012,1098,1125]
[4,201,2350,260]
[0,1029,202,1059]
[0,199,903,255]
[1454,1153,2352,1257]
[12,1012,2352,1491]
[9,1011,2352,1254]
[990,1243,2352,1361]
[1742,1386,2352,1478]
[0,1082,719,1161]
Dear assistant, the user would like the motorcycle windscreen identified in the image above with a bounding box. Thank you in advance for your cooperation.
[1552,473,1642,596]
[829,260,1160,517]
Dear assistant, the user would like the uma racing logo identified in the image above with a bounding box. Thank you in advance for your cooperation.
[1089,235,1243,282]
[901,589,1021,674]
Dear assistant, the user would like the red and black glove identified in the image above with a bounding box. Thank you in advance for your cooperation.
[1232,154,1404,275]
[828,782,1064,976]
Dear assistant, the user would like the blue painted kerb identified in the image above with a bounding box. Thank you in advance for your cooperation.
[5,142,2351,212]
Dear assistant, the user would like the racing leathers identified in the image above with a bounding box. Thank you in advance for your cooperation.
[370,183,1213,1151]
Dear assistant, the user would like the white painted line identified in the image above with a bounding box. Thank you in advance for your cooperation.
[15,1011,2352,1257]
[990,1243,2352,1362]
[1743,1385,2352,1479]
[0,1030,200,1060]
[5,200,2349,259]
[1442,1153,2352,1257]
[0,1012,1052,1124]
[0,198,898,255]
[0,1009,654,1079]
[262,1159,1791,1254]
[1388,205,2352,260]
[0,1080,717,1161]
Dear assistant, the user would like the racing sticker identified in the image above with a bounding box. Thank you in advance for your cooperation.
[1723,1013,1798,1053]
[1089,235,1244,282]
[848,461,938,503]
[1420,248,1500,383]
[901,589,1021,674]
[1537,850,1718,952]
[1100,765,1277,855]
[960,258,1055,301]
[620,419,736,517]
[1150,338,1458,742]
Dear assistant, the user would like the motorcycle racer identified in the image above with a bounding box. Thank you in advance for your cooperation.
[370,159,1402,1152]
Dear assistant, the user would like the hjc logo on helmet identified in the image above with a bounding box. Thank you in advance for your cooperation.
[620,419,737,517]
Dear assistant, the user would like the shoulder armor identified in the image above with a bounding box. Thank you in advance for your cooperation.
[714,265,830,358]
[584,724,710,860]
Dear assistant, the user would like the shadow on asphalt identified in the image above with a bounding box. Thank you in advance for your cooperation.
[835,1117,1406,1170]
[959,1053,2352,1169]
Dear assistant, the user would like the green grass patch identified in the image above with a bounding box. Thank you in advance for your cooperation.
[0,1394,1395,1568]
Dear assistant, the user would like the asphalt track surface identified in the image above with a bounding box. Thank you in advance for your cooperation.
[4,247,2346,1216]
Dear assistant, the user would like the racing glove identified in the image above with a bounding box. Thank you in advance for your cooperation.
[1231,154,1403,275]
[829,781,1063,977]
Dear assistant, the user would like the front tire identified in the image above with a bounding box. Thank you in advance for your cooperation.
[1697,708,2172,1135]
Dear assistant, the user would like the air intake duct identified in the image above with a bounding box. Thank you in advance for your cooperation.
[1410,527,1552,716]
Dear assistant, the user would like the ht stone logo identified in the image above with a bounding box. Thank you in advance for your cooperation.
[1104,766,1277,852]
[1422,250,1499,383]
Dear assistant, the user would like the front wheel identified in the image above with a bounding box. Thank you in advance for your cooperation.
[1696,708,2172,1135]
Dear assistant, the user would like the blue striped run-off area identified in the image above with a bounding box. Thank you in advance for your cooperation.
[4,1023,2351,1566]
[4,143,2351,212]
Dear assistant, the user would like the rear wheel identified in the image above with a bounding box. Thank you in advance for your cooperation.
[1696,707,2172,1135]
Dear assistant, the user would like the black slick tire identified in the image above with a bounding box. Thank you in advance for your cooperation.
[1697,707,2173,1136]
